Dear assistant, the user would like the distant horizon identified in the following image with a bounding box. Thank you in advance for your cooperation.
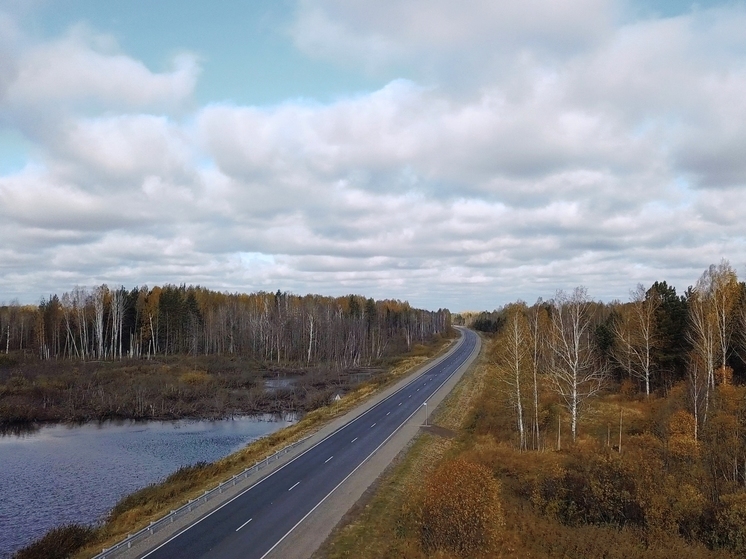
[0,268,712,314]
[2,1,745,311]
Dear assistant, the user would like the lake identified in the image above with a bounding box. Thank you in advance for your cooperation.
[0,415,296,558]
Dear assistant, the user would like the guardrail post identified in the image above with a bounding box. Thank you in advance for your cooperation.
[91,435,313,559]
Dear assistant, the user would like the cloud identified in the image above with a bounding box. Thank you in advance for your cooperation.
[53,114,196,186]
[2,3,746,310]
[291,0,615,77]
[5,25,198,111]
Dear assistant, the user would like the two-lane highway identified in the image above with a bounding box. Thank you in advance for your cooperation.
[141,328,478,559]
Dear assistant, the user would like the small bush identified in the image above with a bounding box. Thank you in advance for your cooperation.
[178,371,212,385]
[418,459,503,557]
[14,524,96,559]
[0,354,19,368]
[713,493,746,553]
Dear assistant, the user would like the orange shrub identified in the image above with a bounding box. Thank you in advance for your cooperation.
[418,459,503,557]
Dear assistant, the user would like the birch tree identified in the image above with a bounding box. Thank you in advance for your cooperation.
[708,260,739,374]
[92,285,107,359]
[691,262,739,381]
[60,292,80,359]
[110,286,126,360]
[688,288,717,428]
[527,300,550,450]
[493,303,530,450]
[688,361,706,441]
[612,284,660,397]
[548,287,607,442]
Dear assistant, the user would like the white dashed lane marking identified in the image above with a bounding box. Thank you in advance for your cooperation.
[236,518,253,532]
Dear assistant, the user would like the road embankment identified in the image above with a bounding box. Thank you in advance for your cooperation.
[41,333,457,559]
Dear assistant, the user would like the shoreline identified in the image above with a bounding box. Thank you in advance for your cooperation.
[0,410,302,436]
[0,410,307,439]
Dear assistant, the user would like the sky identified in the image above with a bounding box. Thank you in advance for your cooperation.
[1,0,746,311]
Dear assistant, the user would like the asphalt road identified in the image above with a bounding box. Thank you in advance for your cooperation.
[140,328,478,559]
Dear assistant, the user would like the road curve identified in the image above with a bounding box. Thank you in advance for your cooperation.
[139,328,479,559]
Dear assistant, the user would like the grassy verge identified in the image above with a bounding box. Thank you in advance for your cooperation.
[52,334,457,559]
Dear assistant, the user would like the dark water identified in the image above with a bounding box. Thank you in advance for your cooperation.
[0,416,295,558]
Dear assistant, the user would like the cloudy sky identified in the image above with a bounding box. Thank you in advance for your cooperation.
[1,0,745,311]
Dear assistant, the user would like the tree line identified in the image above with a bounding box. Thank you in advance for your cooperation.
[0,286,450,368]
[462,259,746,450]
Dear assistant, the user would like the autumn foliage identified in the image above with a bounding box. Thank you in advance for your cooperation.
[417,459,502,556]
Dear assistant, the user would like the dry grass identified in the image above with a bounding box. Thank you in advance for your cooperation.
[432,345,489,432]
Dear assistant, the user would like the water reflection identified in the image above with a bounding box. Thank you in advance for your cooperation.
[0,415,296,558]
[0,423,40,437]
[263,377,297,392]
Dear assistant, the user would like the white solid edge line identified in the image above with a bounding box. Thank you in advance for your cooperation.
[258,331,479,559]
[235,518,252,532]
[139,331,472,559]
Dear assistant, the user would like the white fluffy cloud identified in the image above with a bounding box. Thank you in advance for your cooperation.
[2,2,746,310]
[5,25,197,110]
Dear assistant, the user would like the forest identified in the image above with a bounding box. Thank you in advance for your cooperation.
[0,286,450,427]
[468,260,746,447]
[401,259,746,557]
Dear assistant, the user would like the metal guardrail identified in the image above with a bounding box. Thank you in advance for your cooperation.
[93,436,312,559]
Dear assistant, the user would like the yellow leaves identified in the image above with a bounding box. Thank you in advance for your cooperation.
[715,492,746,553]
[667,409,699,461]
[668,409,696,437]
